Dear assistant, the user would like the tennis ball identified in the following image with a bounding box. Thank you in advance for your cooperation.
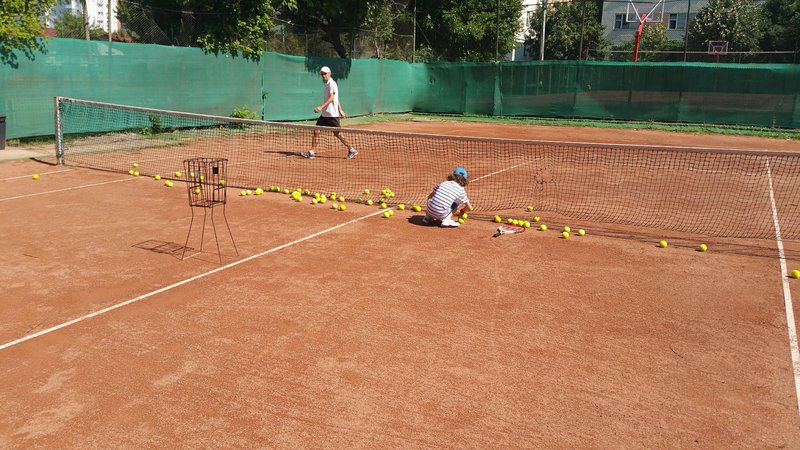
[133,171,140,176]
[526,205,534,212]
[699,243,708,252]
[539,224,547,231]
[398,204,405,210]
[412,205,422,212]
[523,221,530,228]
[340,204,347,211]
[380,202,387,209]
[303,189,311,195]
[320,196,327,203]
[388,209,394,216]
[533,216,540,222]
[128,169,134,175]
[461,213,468,219]
[364,188,370,194]
[199,175,205,181]
[659,240,668,248]
[175,171,182,177]
[219,179,225,186]
[154,175,161,180]
[312,198,319,204]
[338,196,345,202]
[493,215,502,223]
[241,190,248,196]
[165,180,173,187]
[194,188,201,195]
[562,231,570,239]
[366,200,374,206]
[332,202,339,209]
[132,163,139,168]
[284,188,290,194]
[563,226,571,233]
[190,171,195,177]
[577,229,586,236]
[792,269,800,279]
[255,188,264,195]
[32,174,39,180]
[458,218,465,224]
[383,211,391,218]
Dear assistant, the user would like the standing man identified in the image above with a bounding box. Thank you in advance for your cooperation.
[301,66,358,160]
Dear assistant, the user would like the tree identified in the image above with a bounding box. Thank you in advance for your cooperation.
[0,0,58,67]
[53,11,106,40]
[688,0,763,52]
[759,0,800,56]
[611,23,684,61]
[526,0,608,60]
[116,0,288,61]
[414,0,524,61]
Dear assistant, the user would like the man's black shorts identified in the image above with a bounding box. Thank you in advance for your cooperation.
[316,116,341,127]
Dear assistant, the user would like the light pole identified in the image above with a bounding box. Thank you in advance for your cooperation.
[682,0,692,62]
[539,0,547,61]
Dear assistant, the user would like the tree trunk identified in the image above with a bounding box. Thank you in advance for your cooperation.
[82,0,90,40]
[323,26,349,58]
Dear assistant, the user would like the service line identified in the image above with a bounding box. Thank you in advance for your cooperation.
[0,177,136,202]
[0,169,73,182]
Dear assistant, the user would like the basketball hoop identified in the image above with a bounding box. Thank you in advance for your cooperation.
[628,0,665,62]
[708,40,728,63]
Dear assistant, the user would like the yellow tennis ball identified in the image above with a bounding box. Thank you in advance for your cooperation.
[154,174,161,180]
[340,204,347,211]
[699,243,708,252]
[388,209,394,216]
[493,215,502,223]
[539,224,547,231]
[128,169,134,175]
[533,216,540,222]
[507,218,514,224]
[133,171,140,176]
[366,200,374,206]
[320,196,327,203]
[190,171,195,177]
[255,188,264,195]
[792,269,800,279]
[175,171,182,177]
[380,202,387,209]
[398,204,405,210]
[338,196,345,202]
[461,213,468,219]
[659,240,668,248]
[283,188,290,194]
[523,221,530,228]
[332,202,339,209]
[364,189,370,194]
[165,180,173,187]
[562,231,570,239]
[303,189,311,195]
[199,175,204,181]
[132,163,139,168]
[240,190,247,196]
[383,211,391,218]
[32,174,40,180]
[526,205,533,212]
[577,229,586,236]
[412,205,422,212]
[193,187,201,194]
[312,198,319,204]
[563,226,571,233]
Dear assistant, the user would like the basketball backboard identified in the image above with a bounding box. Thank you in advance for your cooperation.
[626,0,665,24]
[707,41,729,55]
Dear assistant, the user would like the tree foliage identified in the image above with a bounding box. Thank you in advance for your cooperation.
[0,0,57,67]
[759,0,800,53]
[53,11,106,40]
[688,0,763,52]
[414,0,524,61]
[116,0,290,61]
[526,0,608,60]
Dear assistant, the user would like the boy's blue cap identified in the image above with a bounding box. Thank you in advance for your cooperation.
[454,167,468,179]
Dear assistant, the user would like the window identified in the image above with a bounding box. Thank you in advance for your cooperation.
[668,13,686,30]
[614,14,635,30]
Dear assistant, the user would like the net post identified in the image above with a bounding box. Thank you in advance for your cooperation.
[54,96,65,165]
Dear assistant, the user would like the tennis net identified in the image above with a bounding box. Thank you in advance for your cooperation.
[55,97,800,239]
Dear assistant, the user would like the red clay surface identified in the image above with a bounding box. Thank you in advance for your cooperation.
[1,122,800,447]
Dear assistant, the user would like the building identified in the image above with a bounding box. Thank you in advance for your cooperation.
[46,0,120,35]
[601,0,709,44]
[507,0,541,61]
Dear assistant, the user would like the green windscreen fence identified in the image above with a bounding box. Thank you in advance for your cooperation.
[1,38,799,139]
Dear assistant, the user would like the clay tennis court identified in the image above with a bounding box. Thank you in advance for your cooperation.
[1,120,800,446]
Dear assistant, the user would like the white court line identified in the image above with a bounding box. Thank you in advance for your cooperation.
[0,208,390,351]
[0,177,136,203]
[765,157,800,415]
[0,169,73,182]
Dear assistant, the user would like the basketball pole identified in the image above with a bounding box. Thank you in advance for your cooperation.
[632,13,647,62]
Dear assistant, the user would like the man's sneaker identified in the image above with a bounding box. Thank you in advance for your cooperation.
[441,217,460,228]
[422,216,431,225]
[346,148,358,160]
[301,150,316,158]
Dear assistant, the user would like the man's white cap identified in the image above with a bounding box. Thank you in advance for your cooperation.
[320,66,331,74]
